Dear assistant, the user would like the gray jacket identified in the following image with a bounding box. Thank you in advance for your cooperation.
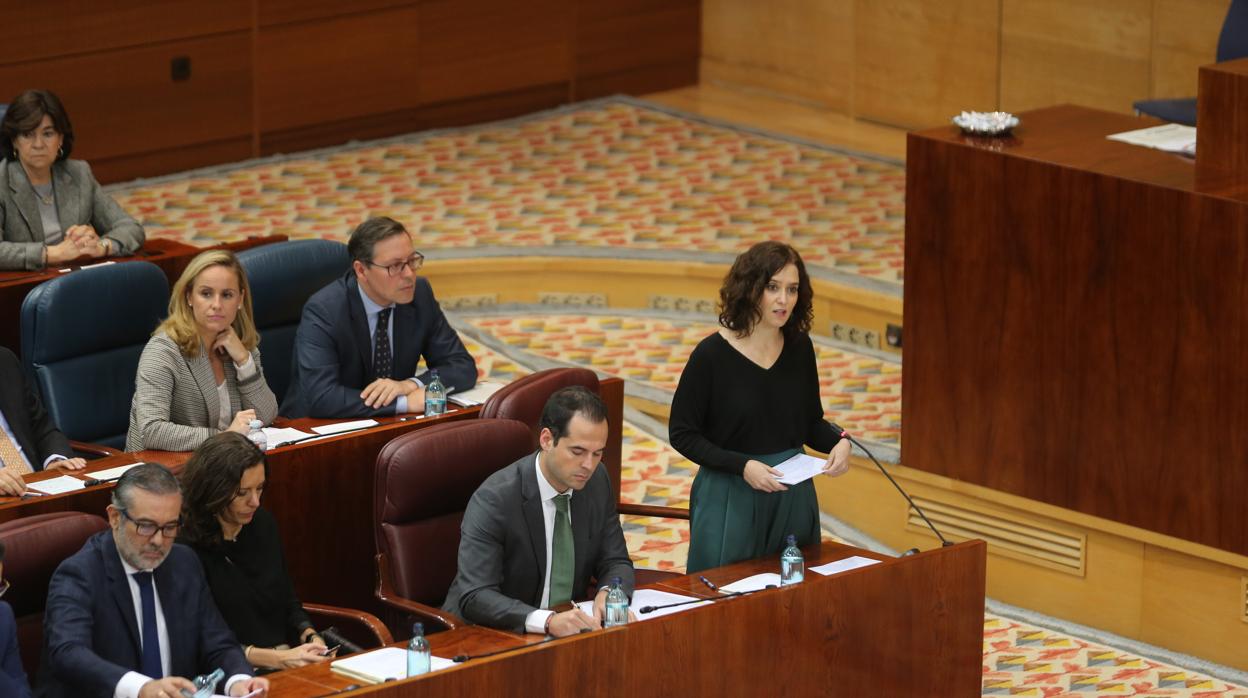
[443,452,635,633]
[0,158,144,270]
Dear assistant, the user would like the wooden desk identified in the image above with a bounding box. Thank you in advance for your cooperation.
[0,377,626,616]
[0,235,285,357]
[905,104,1248,554]
[266,539,987,696]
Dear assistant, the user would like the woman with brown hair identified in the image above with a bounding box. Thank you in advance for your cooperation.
[126,249,277,451]
[0,89,144,270]
[179,432,329,671]
[669,240,853,573]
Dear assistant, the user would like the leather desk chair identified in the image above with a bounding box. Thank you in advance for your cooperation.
[1134,0,1248,125]
[480,368,688,586]
[20,261,169,450]
[236,239,349,406]
[0,512,109,679]
[373,418,534,635]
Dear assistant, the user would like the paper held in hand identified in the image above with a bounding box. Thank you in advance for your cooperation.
[772,453,826,485]
[330,647,455,684]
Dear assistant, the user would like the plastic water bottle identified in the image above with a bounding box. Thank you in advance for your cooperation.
[183,667,224,697]
[424,370,446,416]
[780,534,805,585]
[407,622,431,677]
[604,576,629,628]
[246,420,267,452]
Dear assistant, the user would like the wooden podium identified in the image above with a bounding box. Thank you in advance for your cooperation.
[903,59,1248,557]
[266,540,988,697]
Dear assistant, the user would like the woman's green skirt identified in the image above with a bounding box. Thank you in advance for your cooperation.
[686,448,821,573]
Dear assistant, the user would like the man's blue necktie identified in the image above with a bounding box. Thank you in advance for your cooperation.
[133,572,162,679]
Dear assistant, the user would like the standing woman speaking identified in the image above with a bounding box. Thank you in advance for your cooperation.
[0,89,144,270]
[669,241,853,573]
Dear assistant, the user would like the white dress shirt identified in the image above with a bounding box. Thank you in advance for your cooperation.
[524,453,573,634]
[356,285,422,413]
[113,551,249,698]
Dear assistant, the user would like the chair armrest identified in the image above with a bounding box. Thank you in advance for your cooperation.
[619,503,690,521]
[375,553,463,632]
[70,441,121,459]
[302,602,393,646]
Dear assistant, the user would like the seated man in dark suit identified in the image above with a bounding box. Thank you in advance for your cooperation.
[443,387,635,637]
[0,540,31,698]
[39,463,268,698]
[0,346,85,497]
[281,216,476,418]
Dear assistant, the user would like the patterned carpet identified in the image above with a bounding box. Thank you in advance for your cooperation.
[113,97,1242,696]
[111,98,905,290]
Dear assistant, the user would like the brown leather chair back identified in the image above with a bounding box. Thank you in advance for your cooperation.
[373,419,534,608]
[479,367,600,449]
[0,511,109,678]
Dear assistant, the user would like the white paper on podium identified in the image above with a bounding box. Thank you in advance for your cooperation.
[261,427,314,448]
[719,573,782,594]
[809,556,881,576]
[27,475,87,495]
[772,453,825,485]
[311,419,379,435]
[575,588,713,622]
[330,647,455,684]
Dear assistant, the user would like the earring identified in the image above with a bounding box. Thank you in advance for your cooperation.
[58,147,64,158]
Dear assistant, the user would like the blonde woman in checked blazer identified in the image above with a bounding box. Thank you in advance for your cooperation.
[126,250,277,452]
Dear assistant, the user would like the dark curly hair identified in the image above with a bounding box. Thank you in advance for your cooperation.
[178,432,267,549]
[1,89,74,162]
[718,241,813,340]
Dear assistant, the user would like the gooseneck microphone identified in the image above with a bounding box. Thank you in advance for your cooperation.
[82,474,127,488]
[830,422,953,553]
[637,575,777,614]
[274,425,376,448]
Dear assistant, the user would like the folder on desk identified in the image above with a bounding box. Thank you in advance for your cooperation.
[330,647,454,684]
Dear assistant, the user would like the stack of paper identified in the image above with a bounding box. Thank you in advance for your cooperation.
[719,573,782,593]
[574,588,713,622]
[27,475,87,495]
[82,462,143,482]
[448,381,505,407]
[772,453,826,485]
[330,647,455,684]
[1106,124,1196,156]
[809,556,881,576]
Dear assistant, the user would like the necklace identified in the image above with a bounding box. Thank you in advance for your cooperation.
[37,192,52,205]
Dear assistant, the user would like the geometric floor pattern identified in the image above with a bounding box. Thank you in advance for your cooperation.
[111,98,906,288]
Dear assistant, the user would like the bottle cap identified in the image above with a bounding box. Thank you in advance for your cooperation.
[412,622,424,635]
[249,420,262,429]
[786,534,796,545]
[611,576,621,586]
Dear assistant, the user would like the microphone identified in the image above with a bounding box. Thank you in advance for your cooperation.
[830,422,953,553]
[274,424,377,448]
[82,474,127,487]
[637,576,777,614]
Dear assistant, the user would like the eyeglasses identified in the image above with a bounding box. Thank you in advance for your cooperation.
[365,253,424,277]
[119,508,181,538]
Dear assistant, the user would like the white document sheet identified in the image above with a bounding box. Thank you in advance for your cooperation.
[1106,124,1197,156]
[311,419,379,436]
[261,427,315,448]
[772,453,826,485]
[330,647,455,684]
[719,573,782,594]
[448,381,505,407]
[809,556,881,576]
[575,588,713,622]
[83,462,143,482]
[28,475,87,495]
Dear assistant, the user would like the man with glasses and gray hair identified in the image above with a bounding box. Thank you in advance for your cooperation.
[281,216,476,418]
[38,463,268,698]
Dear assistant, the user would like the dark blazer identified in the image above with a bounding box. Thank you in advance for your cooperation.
[38,531,249,698]
[0,601,31,698]
[281,271,476,418]
[0,158,145,271]
[0,346,72,470]
[442,452,635,634]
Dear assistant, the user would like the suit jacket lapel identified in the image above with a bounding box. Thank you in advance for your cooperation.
[102,536,143,658]
[344,275,372,378]
[187,343,221,428]
[7,160,41,240]
[53,163,82,231]
[519,457,547,607]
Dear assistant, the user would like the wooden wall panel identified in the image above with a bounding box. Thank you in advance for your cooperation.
[575,0,700,99]
[1000,0,1152,114]
[417,0,573,105]
[1152,0,1229,98]
[255,7,420,135]
[854,0,1000,130]
[0,1,249,66]
[257,0,413,27]
[0,33,253,163]
[701,0,846,110]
